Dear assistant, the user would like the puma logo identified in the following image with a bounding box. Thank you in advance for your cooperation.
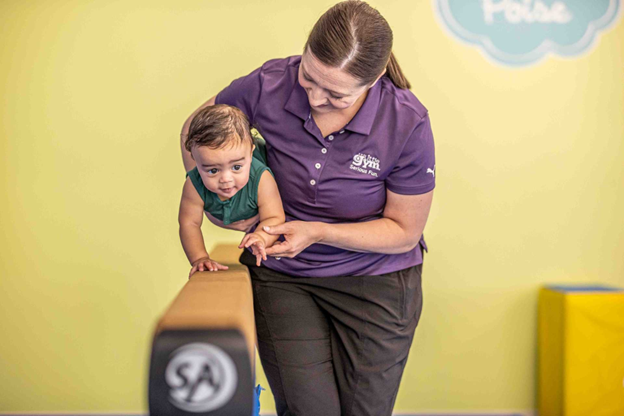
[427,167,435,177]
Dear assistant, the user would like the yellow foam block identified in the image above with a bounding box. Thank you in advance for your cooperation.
[538,285,624,416]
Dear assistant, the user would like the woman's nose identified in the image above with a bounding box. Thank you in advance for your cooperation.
[308,87,327,107]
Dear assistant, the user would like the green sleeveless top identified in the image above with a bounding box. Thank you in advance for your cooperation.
[185,146,272,226]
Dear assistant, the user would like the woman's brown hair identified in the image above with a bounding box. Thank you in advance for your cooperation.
[304,0,411,90]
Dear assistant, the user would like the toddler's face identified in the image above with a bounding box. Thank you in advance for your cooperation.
[192,141,255,201]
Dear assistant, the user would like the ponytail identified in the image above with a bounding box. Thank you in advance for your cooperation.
[386,52,411,90]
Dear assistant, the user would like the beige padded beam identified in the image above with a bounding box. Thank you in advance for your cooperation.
[153,244,255,365]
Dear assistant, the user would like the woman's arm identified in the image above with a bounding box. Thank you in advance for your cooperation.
[180,95,216,172]
[264,189,433,257]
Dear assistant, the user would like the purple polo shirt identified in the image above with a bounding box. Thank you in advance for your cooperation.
[215,55,435,277]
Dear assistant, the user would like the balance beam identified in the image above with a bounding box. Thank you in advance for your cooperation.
[148,245,255,416]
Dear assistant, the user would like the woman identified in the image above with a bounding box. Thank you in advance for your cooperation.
[180,1,435,415]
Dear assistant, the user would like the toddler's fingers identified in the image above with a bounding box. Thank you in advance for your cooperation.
[255,253,262,267]
[259,245,267,261]
[213,262,228,271]
[239,235,249,249]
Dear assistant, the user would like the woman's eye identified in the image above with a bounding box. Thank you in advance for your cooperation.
[232,165,242,171]
[331,94,344,100]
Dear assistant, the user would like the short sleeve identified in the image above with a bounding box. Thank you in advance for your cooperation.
[385,113,436,195]
[215,66,263,125]
[251,129,268,164]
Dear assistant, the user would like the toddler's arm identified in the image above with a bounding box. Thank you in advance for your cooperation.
[239,171,285,265]
[179,177,229,277]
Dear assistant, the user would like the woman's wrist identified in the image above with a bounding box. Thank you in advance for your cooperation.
[313,221,329,245]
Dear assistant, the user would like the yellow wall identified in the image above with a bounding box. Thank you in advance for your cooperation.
[0,0,622,413]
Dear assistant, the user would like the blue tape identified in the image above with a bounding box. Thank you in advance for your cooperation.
[253,384,265,416]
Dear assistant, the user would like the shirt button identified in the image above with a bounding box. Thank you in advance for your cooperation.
[321,148,327,154]
[328,135,334,141]
[315,163,321,169]
[310,179,316,186]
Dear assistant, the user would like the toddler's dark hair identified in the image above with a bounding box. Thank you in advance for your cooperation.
[185,104,254,152]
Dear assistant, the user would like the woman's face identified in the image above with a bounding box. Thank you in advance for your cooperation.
[298,50,377,114]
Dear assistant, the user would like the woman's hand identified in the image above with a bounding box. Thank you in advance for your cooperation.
[263,221,324,259]
[239,232,268,266]
[189,256,229,278]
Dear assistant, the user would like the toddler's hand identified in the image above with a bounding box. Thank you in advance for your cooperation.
[239,232,267,266]
[189,257,228,278]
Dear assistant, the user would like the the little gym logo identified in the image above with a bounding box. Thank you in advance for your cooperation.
[434,0,621,66]
[165,343,238,413]
[350,153,380,177]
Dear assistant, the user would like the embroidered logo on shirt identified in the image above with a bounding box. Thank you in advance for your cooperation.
[427,165,436,178]
[350,153,380,177]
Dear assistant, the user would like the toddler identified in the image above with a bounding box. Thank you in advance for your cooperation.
[179,104,284,277]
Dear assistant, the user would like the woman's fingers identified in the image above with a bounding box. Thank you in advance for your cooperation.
[265,241,291,257]
[263,223,289,236]
[264,242,282,256]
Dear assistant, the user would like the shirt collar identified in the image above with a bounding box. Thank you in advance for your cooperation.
[284,69,382,137]
[284,80,310,121]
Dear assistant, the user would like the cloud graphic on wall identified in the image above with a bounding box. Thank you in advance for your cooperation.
[434,0,622,66]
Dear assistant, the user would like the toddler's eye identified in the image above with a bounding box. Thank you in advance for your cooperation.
[207,168,219,175]
[232,165,242,171]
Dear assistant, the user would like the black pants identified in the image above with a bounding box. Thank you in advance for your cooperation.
[241,250,424,416]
